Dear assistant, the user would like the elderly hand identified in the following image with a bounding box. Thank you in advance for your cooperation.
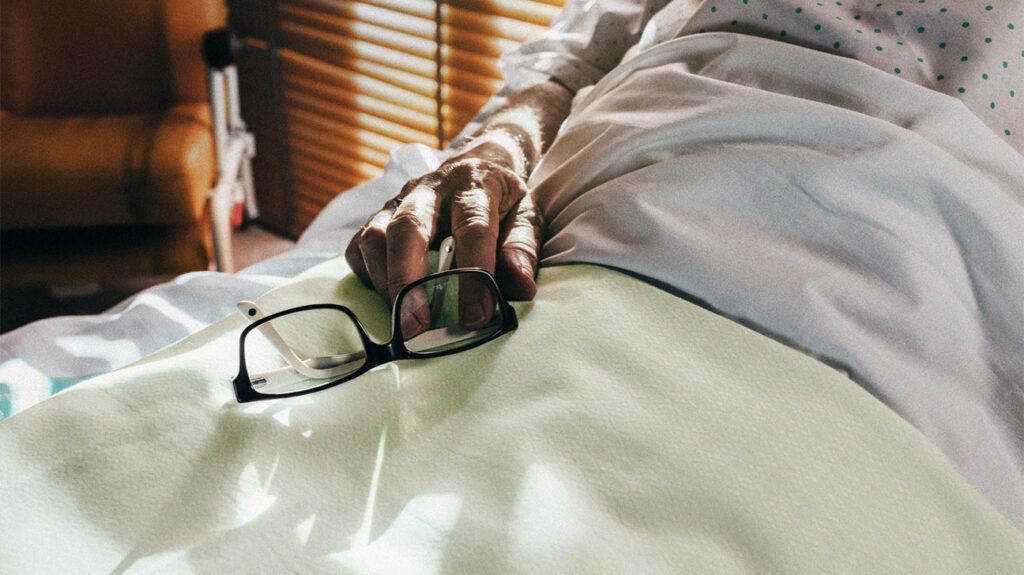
[344,80,574,335]
[345,145,541,334]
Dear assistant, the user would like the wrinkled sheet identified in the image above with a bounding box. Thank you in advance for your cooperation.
[2,260,1023,573]
[2,25,1021,560]
[530,33,1024,530]
[0,145,440,420]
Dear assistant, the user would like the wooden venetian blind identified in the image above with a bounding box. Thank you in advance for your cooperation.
[229,0,564,237]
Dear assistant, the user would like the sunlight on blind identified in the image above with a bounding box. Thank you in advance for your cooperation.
[232,0,564,234]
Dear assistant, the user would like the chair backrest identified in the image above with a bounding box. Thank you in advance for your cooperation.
[0,0,225,116]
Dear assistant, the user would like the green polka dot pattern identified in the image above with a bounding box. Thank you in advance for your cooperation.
[667,0,1023,144]
[520,0,1022,148]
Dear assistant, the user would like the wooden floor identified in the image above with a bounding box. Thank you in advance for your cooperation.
[1,224,296,334]
[230,224,297,271]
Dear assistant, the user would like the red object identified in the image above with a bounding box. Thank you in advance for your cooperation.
[231,202,244,228]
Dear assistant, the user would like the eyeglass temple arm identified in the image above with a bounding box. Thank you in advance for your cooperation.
[429,236,456,317]
[437,236,455,272]
[236,301,365,379]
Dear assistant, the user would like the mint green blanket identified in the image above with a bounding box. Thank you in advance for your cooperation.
[1,260,1021,573]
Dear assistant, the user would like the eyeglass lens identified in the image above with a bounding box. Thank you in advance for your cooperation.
[241,272,507,396]
[243,307,366,395]
[399,273,503,354]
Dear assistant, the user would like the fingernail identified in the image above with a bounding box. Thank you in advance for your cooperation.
[506,252,537,299]
[513,251,534,277]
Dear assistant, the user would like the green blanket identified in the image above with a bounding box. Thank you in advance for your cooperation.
[1,260,1021,573]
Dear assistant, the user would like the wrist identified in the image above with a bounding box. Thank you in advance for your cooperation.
[452,131,530,178]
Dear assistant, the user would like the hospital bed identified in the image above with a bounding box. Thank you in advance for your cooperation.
[2,32,1023,574]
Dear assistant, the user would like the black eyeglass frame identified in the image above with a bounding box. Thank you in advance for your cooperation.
[232,268,518,403]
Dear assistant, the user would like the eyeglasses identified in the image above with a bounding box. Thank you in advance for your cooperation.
[232,239,518,403]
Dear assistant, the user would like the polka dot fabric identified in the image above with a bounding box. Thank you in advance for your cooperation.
[500,0,675,93]
[506,0,1022,149]
[674,1,1022,144]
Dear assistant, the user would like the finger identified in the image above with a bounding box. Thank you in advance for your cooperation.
[451,181,503,328]
[344,230,373,288]
[458,273,498,330]
[495,192,542,300]
[359,204,396,298]
[397,283,430,341]
[386,184,440,336]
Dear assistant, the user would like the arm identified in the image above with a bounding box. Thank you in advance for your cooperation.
[345,0,669,327]
[502,0,673,93]
[344,80,572,331]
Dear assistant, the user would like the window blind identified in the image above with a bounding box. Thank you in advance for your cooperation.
[230,0,564,236]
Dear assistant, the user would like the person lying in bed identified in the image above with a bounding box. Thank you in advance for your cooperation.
[345,0,1020,329]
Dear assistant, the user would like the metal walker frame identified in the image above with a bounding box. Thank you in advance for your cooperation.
[203,28,258,272]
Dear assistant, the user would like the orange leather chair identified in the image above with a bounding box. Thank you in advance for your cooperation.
[1,0,226,285]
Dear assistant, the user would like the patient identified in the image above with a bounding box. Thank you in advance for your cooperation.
[346,0,1020,327]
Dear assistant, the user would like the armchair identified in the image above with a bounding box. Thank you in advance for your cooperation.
[1,0,227,284]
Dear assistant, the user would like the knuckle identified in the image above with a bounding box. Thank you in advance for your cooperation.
[437,163,472,189]
[502,228,540,256]
[487,172,527,209]
[452,189,494,240]
[513,193,544,233]
[398,178,420,196]
[365,207,394,232]
[418,170,445,189]
[447,157,501,182]
[453,216,491,240]
[360,224,387,247]
[387,211,429,241]
[502,242,537,264]
[454,157,488,172]
[524,210,544,235]
[514,198,539,223]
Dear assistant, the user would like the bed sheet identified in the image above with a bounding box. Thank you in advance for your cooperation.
[531,33,1024,531]
[2,22,1021,547]
[2,259,1022,573]
[0,145,440,421]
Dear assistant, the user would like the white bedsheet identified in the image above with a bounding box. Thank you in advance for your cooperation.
[3,261,1022,573]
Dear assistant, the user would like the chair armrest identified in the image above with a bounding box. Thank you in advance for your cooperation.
[147,103,216,223]
[1,104,214,229]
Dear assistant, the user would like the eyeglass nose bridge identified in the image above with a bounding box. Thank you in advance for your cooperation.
[368,338,406,365]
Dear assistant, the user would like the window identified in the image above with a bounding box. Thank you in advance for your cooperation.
[229,0,564,236]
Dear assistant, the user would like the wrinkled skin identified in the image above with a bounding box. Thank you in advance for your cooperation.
[345,80,574,337]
